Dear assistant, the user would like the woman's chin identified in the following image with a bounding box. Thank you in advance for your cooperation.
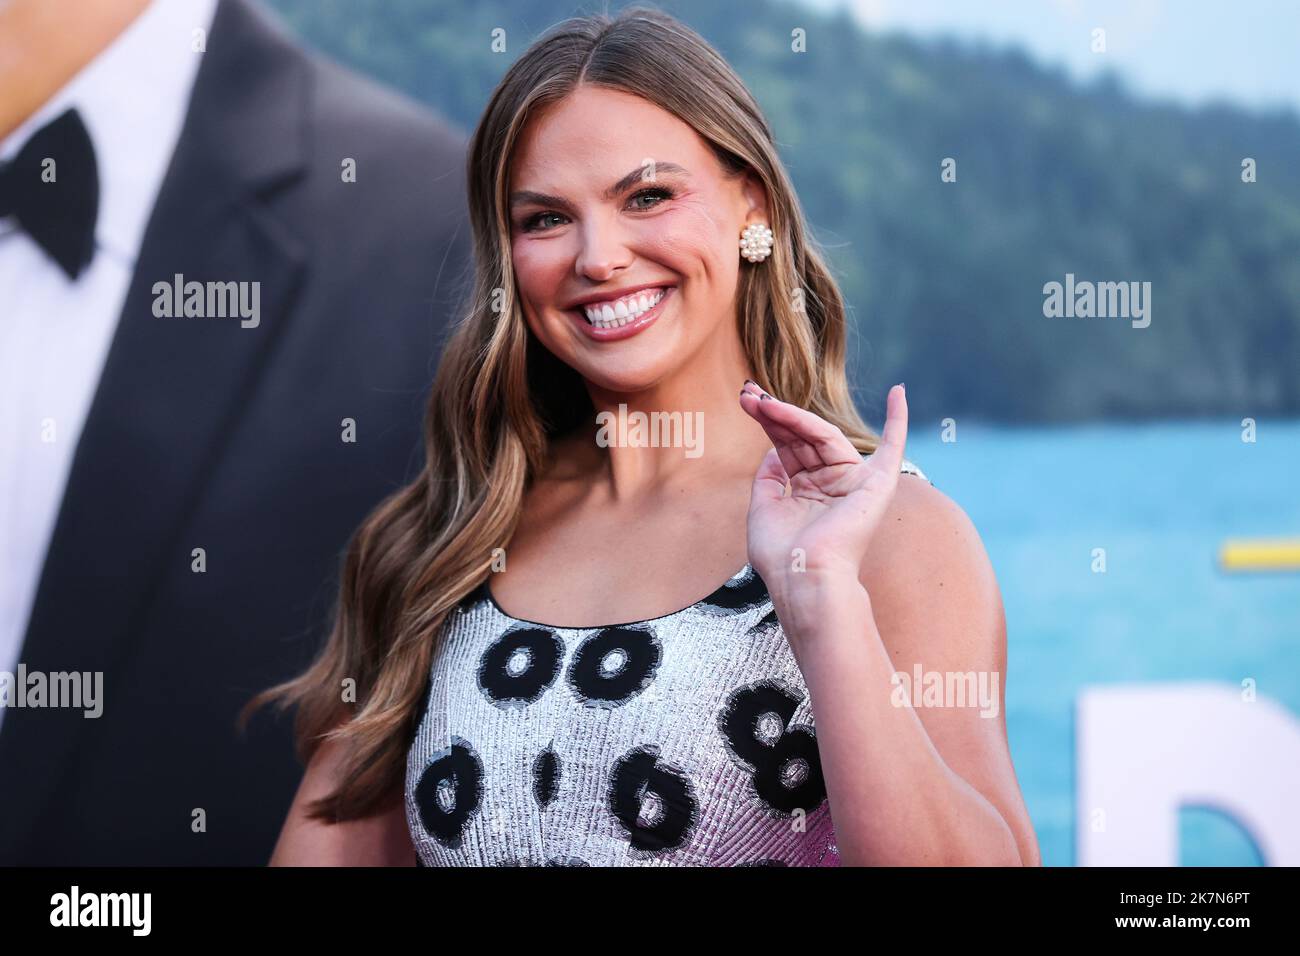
[581,365,675,397]
[557,346,681,396]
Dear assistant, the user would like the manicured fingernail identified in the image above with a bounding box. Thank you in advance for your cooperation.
[899,382,906,392]
[744,378,756,387]
[759,393,770,401]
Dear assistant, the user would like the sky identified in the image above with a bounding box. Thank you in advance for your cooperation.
[803,0,1300,115]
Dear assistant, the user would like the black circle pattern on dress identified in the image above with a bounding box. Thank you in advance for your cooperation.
[478,626,563,707]
[413,575,839,863]
[414,736,483,848]
[533,745,560,807]
[718,680,827,815]
[567,625,661,706]
[608,744,698,852]
[699,565,770,614]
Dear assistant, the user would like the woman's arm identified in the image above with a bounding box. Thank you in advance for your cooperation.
[776,476,1041,866]
[269,733,416,866]
[739,381,1040,866]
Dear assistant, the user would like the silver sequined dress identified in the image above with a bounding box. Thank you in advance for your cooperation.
[405,456,928,866]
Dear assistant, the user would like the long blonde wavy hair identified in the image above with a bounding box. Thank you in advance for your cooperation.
[246,4,880,822]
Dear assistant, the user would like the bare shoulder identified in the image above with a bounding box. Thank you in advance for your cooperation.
[859,469,1042,866]
[862,469,1000,623]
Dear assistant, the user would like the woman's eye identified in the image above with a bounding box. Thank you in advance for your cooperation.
[522,212,567,233]
[628,187,673,210]
[520,187,673,233]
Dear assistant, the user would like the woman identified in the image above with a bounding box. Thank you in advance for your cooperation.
[259,7,1040,866]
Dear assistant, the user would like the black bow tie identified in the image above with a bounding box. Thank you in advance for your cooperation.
[0,107,100,280]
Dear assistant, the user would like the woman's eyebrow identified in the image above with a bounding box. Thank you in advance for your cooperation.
[605,161,690,197]
[509,162,690,210]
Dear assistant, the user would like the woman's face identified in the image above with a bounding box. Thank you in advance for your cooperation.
[508,84,768,396]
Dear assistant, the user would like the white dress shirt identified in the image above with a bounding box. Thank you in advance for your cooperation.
[0,0,218,727]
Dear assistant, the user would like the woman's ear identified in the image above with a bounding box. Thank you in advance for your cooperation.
[740,171,770,223]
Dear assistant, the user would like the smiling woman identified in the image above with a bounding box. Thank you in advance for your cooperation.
[253,5,1040,867]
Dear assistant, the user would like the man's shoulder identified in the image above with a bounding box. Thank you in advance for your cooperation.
[236,0,467,169]
[248,8,470,254]
[305,48,467,161]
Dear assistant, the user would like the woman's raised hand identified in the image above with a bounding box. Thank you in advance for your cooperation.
[739,380,908,595]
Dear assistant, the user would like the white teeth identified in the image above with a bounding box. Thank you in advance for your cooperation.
[583,288,666,328]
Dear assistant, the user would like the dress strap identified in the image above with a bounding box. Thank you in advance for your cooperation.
[900,457,928,482]
[861,449,930,484]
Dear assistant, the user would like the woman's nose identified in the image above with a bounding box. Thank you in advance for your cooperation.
[574,215,633,280]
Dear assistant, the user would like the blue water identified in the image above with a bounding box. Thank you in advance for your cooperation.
[904,419,1300,866]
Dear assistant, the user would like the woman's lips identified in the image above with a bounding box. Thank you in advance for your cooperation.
[569,286,675,342]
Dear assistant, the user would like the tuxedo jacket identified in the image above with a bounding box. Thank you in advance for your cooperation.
[0,0,472,864]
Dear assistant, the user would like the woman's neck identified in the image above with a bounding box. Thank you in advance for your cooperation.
[559,378,772,503]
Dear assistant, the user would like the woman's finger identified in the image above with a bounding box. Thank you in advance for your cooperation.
[741,381,859,474]
[865,384,908,477]
[749,446,789,507]
[739,386,807,477]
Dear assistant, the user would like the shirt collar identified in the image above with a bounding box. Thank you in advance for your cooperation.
[0,0,219,265]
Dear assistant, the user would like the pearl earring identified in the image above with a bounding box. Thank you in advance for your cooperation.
[739,222,774,263]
